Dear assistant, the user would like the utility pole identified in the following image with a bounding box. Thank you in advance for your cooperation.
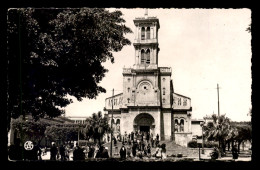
[78,124,80,145]
[217,84,220,117]
[200,122,205,154]
[110,89,114,158]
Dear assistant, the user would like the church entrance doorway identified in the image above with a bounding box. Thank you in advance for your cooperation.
[140,126,150,133]
[133,113,155,134]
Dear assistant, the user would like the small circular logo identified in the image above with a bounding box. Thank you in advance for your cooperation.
[24,141,34,150]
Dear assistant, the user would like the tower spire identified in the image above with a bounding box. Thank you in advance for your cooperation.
[145,8,148,16]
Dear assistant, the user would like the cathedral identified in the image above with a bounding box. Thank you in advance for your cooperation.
[104,11,193,146]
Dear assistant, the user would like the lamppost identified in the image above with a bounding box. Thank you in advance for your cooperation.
[200,121,205,154]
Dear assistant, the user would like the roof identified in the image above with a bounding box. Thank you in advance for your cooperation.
[105,93,123,100]
[133,17,160,29]
[173,92,191,99]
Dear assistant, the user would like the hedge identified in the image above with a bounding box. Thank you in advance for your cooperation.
[188,141,218,148]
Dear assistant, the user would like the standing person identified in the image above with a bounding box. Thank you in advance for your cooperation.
[73,143,80,160]
[126,145,131,158]
[50,142,58,161]
[107,134,110,143]
[120,145,126,159]
[137,131,141,144]
[141,142,145,152]
[155,134,160,147]
[131,131,134,143]
[128,133,131,145]
[156,134,159,142]
[147,132,150,144]
[147,143,151,158]
[232,145,239,160]
[31,142,41,160]
[59,145,66,161]
[152,135,156,147]
[32,142,42,160]
[144,132,147,145]
[73,143,85,161]
[124,131,128,145]
[113,136,117,146]
[132,140,137,157]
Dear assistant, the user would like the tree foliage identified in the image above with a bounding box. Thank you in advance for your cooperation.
[204,114,252,153]
[11,116,50,144]
[7,8,132,131]
[231,122,252,143]
[11,116,83,144]
[45,125,79,143]
[83,111,110,145]
[204,114,231,142]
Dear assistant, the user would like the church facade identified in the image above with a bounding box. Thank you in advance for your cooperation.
[104,12,193,146]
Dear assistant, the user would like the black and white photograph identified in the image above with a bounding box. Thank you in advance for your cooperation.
[6,7,253,164]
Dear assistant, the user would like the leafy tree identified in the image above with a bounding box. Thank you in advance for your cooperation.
[44,124,80,144]
[11,116,50,144]
[11,115,79,146]
[83,111,110,146]
[7,8,132,131]
[230,122,252,153]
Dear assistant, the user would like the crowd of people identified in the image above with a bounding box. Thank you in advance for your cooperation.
[8,130,166,161]
[115,130,166,159]
[46,130,166,160]
[48,142,110,161]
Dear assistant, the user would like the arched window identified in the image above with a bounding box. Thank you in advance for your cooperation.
[180,119,184,132]
[141,27,145,40]
[127,87,130,93]
[116,119,120,132]
[127,98,130,103]
[162,98,165,103]
[175,119,179,132]
[163,87,165,95]
[146,49,150,64]
[162,78,166,82]
[141,49,145,64]
[146,27,150,39]
[128,78,131,82]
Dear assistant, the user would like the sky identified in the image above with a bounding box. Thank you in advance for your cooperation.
[65,8,252,122]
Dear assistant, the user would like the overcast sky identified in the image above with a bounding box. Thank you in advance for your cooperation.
[65,8,251,122]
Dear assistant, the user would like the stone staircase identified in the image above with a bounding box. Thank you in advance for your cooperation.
[104,140,199,158]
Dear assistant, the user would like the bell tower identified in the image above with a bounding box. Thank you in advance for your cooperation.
[133,10,160,70]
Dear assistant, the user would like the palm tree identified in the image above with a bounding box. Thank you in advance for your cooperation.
[204,114,231,154]
[83,111,111,146]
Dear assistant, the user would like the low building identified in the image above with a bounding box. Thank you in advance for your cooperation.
[191,119,205,139]
[66,116,87,124]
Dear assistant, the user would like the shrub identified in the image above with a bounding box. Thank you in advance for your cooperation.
[188,141,198,148]
[204,141,218,148]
